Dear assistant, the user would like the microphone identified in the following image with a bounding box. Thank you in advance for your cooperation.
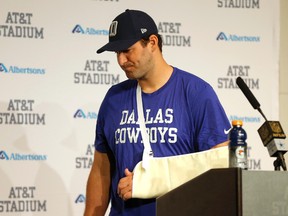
[236,77,267,121]
[236,76,287,171]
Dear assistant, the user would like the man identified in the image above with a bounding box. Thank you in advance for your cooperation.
[84,9,230,216]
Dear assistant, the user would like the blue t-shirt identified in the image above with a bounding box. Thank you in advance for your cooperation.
[95,67,230,215]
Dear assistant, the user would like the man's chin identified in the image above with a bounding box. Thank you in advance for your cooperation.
[124,71,135,79]
[126,75,136,80]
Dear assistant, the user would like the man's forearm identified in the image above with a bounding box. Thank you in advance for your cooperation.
[84,172,110,216]
[84,151,111,216]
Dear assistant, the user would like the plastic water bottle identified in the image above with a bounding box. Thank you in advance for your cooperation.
[228,120,248,170]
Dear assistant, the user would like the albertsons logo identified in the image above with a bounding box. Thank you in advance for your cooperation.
[0,150,47,161]
[0,62,45,75]
[74,109,97,120]
[72,24,108,36]
[75,194,86,204]
[0,151,9,160]
[0,63,8,73]
[216,32,260,42]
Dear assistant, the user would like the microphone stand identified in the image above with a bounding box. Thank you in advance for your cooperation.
[273,152,287,171]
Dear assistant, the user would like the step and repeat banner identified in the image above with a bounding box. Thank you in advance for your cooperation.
[0,0,280,215]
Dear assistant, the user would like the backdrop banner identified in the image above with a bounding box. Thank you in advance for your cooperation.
[0,0,280,215]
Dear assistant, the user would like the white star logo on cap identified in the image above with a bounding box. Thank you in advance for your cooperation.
[141,28,147,34]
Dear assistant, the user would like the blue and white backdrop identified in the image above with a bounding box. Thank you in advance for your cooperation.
[0,0,280,215]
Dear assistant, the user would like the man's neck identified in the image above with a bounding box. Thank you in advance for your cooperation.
[138,63,173,94]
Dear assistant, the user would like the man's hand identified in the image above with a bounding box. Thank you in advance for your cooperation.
[117,168,133,201]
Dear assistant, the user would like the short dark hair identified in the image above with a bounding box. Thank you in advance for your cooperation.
[141,34,163,52]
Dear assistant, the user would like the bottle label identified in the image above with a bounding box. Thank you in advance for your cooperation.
[229,146,248,169]
[235,146,245,159]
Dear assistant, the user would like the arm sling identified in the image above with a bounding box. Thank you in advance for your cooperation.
[132,83,229,198]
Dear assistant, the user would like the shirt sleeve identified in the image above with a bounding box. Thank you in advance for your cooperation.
[189,83,230,151]
[94,89,112,153]
[94,115,109,153]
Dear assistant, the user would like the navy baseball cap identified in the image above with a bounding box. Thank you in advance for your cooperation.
[96,9,158,54]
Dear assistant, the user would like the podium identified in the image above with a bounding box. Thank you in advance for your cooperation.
[156,168,288,216]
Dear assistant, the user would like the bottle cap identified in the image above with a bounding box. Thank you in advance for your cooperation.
[232,120,243,126]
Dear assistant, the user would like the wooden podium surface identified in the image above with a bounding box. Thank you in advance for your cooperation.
[156,168,288,216]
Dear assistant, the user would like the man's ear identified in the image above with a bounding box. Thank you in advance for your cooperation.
[149,34,158,51]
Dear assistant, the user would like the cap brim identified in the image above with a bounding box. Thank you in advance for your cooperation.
[96,38,139,54]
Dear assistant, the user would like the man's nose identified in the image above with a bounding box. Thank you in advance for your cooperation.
[117,52,128,66]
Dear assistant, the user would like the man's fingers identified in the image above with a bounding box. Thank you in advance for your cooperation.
[124,168,133,176]
[117,168,134,201]
[122,191,132,201]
